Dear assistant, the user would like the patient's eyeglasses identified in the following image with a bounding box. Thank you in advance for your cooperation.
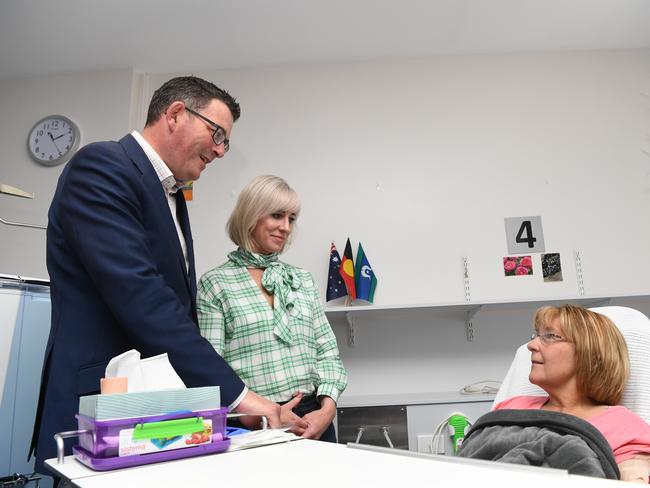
[185,107,230,152]
[530,331,566,344]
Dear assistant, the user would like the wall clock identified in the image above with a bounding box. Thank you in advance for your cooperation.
[27,115,80,166]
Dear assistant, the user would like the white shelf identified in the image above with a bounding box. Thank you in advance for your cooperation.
[323,292,650,320]
[337,391,496,408]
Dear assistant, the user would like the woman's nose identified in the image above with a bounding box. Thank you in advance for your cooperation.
[279,216,291,231]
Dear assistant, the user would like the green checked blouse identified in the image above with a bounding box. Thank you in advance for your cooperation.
[197,257,348,403]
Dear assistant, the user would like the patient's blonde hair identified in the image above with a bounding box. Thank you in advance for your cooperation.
[534,304,630,405]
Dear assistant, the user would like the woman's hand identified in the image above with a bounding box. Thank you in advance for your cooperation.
[618,455,650,483]
[301,396,337,440]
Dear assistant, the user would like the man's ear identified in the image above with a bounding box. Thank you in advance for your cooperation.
[165,101,185,132]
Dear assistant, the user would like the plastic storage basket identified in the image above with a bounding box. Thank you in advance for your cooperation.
[71,407,229,471]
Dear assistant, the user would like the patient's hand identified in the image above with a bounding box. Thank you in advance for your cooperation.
[618,454,650,483]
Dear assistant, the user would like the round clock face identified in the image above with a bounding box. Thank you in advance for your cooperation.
[27,115,80,166]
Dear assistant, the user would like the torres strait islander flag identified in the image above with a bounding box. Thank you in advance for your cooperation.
[339,238,356,300]
[354,242,377,303]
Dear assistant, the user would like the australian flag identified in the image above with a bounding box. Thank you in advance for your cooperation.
[326,242,348,301]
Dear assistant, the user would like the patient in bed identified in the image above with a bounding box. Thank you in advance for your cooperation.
[493,305,650,483]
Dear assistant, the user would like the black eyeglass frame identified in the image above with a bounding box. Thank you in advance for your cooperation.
[185,107,230,151]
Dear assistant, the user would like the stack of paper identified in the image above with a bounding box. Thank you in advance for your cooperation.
[79,386,221,420]
[227,429,301,451]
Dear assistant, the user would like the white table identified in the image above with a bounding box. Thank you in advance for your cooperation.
[46,440,622,488]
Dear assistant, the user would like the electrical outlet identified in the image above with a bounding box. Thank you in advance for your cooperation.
[416,434,433,453]
[417,434,448,454]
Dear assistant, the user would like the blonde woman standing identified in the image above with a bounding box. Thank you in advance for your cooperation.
[198,175,348,441]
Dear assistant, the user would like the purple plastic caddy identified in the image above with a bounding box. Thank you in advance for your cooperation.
[72,407,230,471]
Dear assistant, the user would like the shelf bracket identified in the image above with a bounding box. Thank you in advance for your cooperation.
[346,312,356,347]
[465,305,482,342]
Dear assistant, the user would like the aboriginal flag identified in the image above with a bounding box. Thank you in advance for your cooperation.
[339,238,356,300]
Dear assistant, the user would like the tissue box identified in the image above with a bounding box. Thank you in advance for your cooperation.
[79,386,221,420]
[72,407,229,470]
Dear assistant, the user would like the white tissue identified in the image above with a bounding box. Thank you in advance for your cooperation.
[104,349,186,392]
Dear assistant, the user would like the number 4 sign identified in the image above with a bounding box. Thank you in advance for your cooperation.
[504,216,546,254]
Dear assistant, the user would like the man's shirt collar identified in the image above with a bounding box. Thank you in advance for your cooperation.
[131,130,183,194]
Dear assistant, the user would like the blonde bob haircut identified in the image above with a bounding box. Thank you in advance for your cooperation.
[227,175,301,253]
[533,304,630,405]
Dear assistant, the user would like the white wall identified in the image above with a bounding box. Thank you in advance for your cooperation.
[0,68,136,277]
[2,50,649,398]
[151,49,650,307]
[149,50,650,397]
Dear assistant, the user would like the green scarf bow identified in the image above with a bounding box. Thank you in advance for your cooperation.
[228,247,302,344]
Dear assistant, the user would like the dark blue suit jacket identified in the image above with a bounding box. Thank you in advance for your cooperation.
[31,134,244,471]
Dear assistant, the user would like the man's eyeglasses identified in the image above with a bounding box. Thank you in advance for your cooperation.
[185,107,229,152]
[530,331,566,344]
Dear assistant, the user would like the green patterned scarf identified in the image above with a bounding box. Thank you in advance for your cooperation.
[228,247,302,344]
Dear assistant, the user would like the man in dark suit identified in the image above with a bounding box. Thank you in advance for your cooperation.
[31,76,291,472]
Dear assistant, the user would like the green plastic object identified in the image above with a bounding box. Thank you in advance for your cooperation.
[132,416,204,440]
[448,414,470,454]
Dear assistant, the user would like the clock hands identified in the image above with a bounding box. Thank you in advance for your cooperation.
[48,131,63,156]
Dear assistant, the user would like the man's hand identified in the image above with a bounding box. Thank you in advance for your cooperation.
[280,393,308,435]
[301,396,337,440]
[233,390,282,429]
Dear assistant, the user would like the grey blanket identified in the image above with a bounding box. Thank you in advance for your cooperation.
[458,409,619,479]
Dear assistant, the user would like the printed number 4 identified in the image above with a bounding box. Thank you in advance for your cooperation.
[516,220,537,248]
